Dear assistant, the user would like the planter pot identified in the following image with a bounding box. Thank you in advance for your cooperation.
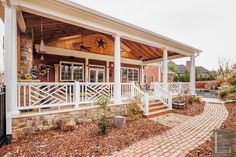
[173,101,185,109]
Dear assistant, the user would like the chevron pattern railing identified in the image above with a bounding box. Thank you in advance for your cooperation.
[17,82,74,111]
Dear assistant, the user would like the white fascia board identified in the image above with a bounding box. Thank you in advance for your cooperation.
[13,0,201,56]
[35,45,142,65]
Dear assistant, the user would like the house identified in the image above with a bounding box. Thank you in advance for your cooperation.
[0,0,201,139]
[168,61,211,80]
[144,64,174,85]
[186,61,210,78]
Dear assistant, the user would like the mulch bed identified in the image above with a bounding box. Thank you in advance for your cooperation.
[186,103,236,157]
[172,102,205,117]
[0,117,170,157]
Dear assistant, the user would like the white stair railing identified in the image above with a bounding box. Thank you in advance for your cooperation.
[154,83,172,109]
[131,82,149,115]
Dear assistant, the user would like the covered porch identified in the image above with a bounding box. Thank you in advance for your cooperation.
[1,0,201,136]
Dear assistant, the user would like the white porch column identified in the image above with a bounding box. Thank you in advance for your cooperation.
[158,63,161,82]
[141,64,144,84]
[190,56,196,95]
[114,34,121,103]
[162,48,168,90]
[3,5,19,135]
[106,60,109,82]
[85,58,88,82]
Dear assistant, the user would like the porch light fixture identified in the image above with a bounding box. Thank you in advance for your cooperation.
[40,55,45,61]
[39,17,46,60]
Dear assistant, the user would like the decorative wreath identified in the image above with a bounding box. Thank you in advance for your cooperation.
[38,64,47,76]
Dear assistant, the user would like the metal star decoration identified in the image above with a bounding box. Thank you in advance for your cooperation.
[96,37,107,49]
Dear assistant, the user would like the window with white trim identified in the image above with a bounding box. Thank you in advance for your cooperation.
[144,71,147,83]
[60,62,84,81]
[121,67,139,82]
[151,75,155,82]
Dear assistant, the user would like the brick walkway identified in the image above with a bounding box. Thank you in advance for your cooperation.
[111,101,228,157]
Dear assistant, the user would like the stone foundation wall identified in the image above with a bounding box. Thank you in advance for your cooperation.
[12,104,128,139]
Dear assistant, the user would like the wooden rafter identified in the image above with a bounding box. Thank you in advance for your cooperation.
[122,40,149,59]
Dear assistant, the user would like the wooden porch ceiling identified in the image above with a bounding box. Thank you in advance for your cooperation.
[22,12,177,61]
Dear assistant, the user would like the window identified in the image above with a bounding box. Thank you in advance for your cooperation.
[143,71,147,83]
[60,61,84,81]
[121,67,139,82]
[151,75,155,82]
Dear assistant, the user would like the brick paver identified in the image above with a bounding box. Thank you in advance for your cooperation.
[110,101,228,157]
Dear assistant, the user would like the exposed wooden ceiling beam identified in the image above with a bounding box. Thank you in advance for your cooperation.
[124,40,153,60]
[146,45,163,57]
[139,44,159,59]
[17,11,26,33]
[121,40,149,59]
[120,42,141,59]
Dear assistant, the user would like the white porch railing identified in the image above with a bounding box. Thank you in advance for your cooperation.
[158,82,191,97]
[17,82,149,114]
[121,83,132,99]
[153,83,172,109]
[77,82,114,104]
[17,82,75,111]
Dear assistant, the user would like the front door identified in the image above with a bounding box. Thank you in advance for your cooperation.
[89,65,105,82]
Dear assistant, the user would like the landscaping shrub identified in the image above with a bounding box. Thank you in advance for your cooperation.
[232,93,236,100]
[127,96,142,120]
[98,116,109,135]
[193,96,201,103]
[96,96,110,111]
[96,96,110,135]
[229,86,236,93]
[219,88,229,99]
[228,74,236,86]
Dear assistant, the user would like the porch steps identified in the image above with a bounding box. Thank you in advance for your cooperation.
[146,109,172,118]
[145,101,172,118]
[149,105,168,112]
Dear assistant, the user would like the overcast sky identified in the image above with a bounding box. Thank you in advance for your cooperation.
[0,0,236,72]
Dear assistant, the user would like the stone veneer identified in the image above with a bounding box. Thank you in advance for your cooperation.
[20,33,33,75]
[12,104,129,139]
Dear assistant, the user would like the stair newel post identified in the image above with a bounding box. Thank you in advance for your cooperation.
[131,82,135,98]
[143,93,149,115]
[74,81,80,109]
[179,82,182,93]
[154,82,158,98]
[168,93,172,110]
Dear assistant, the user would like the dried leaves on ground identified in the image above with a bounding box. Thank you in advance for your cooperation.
[0,117,170,157]
[186,103,236,157]
[172,102,205,117]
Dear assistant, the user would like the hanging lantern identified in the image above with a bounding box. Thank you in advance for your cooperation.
[39,17,46,59]
[39,39,46,53]
[40,54,45,61]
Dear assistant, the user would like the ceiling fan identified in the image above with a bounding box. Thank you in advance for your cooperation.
[72,29,91,52]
